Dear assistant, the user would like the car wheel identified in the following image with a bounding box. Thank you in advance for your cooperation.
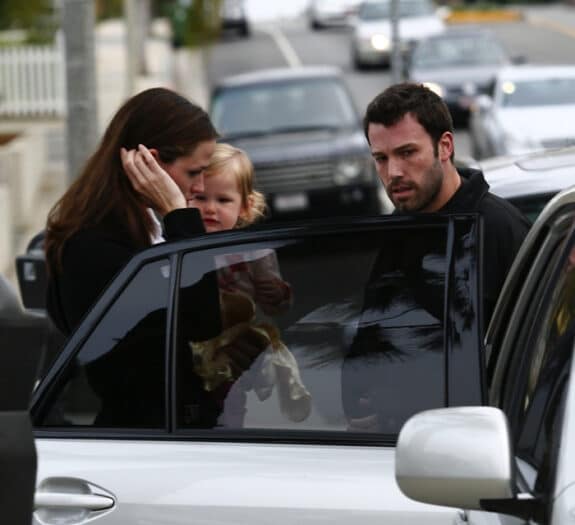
[311,19,322,30]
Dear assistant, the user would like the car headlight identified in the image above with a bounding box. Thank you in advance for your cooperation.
[334,158,367,185]
[370,34,390,51]
[423,82,444,98]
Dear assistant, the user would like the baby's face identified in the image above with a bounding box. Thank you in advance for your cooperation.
[189,170,245,232]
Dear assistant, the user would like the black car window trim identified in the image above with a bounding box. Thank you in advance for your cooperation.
[499,231,569,437]
[32,214,480,441]
[488,204,575,403]
[169,214,481,444]
[31,253,174,435]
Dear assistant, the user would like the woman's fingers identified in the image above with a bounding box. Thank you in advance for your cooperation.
[120,145,186,215]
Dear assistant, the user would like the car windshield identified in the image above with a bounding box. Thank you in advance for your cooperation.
[411,36,506,68]
[358,0,434,20]
[211,78,358,138]
[500,77,575,107]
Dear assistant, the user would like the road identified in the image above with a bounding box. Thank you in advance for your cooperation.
[204,6,575,158]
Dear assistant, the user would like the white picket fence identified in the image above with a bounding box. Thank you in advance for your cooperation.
[0,35,65,118]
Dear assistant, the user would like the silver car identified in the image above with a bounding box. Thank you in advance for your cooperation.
[308,0,362,29]
[469,64,575,159]
[396,181,575,525]
[350,0,445,70]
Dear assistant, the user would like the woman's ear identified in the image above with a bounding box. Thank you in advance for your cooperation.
[148,148,160,161]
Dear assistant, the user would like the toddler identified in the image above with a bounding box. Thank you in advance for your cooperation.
[189,143,310,426]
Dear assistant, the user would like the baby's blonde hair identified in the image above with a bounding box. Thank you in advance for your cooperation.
[205,143,266,227]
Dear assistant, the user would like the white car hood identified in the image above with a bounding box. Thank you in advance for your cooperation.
[356,16,444,39]
[498,105,575,143]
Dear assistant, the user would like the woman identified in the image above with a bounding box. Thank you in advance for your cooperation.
[45,87,218,335]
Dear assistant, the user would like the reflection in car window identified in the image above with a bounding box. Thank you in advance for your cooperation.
[175,227,469,436]
[515,239,575,468]
[211,78,357,137]
[36,259,171,429]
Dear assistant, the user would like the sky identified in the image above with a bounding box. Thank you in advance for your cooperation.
[245,0,309,21]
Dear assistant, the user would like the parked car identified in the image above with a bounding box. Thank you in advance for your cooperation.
[482,146,575,222]
[396,183,575,525]
[407,28,521,127]
[0,273,44,524]
[210,66,390,219]
[308,0,362,29]
[30,212,486,524]
[469,65,575,159]
[350,0,445,70]
[220,0,250,37]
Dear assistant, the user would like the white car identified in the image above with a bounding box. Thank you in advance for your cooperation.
[350,0,445,70]
[30,214,487,524]
[396,183,575,524]
[470,65,575,159]
[308,0,362,29]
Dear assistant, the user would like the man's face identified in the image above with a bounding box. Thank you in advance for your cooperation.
[367,114,449,213]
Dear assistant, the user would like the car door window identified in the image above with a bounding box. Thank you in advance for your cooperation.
[500,228,575,500]
[34,259,171,429]
[175,220,481,437]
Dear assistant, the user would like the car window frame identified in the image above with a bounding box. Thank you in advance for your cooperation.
[32,214,483,444]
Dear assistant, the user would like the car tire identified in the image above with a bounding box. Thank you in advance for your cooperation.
[311,19,322,30]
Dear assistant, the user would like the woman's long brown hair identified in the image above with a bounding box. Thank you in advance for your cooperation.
[45,87,218,272]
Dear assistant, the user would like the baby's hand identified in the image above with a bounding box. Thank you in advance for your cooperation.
[253,277,291,307]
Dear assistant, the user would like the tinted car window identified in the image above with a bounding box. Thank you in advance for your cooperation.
[211,78,357,137]
[359,0,434,20]
[175,224,476,436]
[412,36,506,68]
[501,77,575,107]
[35,259,171,429]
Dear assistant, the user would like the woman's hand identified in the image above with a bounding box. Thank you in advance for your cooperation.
[121,144,186,216]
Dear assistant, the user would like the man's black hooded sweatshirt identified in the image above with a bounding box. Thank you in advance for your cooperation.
[439,167,531,326]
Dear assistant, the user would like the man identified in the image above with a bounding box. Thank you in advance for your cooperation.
[364,82,530,325]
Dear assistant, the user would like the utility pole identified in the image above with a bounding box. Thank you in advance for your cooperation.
[390,0,403,84]
[124,0,138,96]
[124,0,151,96]
[62,0,99,183]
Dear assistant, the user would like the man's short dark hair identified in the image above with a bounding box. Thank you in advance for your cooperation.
[363,83,454,149]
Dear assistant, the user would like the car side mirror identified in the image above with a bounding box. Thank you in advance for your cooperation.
[395,407,515,510]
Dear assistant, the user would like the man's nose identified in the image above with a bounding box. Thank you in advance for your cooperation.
[387,157,403,181]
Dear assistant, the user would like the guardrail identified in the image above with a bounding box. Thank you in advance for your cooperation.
[0,35,65,118]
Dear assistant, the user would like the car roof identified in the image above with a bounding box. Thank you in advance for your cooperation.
[213,66,344,89]
[495,64,575,81]
[482,147,575,199]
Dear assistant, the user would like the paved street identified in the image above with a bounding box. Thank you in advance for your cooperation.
[204,4,575,158]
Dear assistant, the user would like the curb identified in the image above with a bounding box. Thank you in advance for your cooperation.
[446,9,523,23]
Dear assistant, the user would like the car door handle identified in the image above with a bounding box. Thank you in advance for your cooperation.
[35,492,115,511]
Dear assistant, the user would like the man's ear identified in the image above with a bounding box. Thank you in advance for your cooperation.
[438,132,454,162]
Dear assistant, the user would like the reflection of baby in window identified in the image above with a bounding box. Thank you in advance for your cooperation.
[217,249,292,316]
[188,144,311,427]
